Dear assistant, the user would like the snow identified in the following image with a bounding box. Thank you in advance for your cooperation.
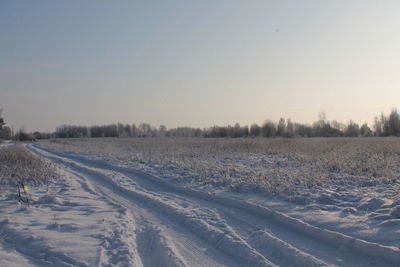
[1,139,400,266]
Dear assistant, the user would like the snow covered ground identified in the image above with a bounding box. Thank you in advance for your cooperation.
[1,139,399,266]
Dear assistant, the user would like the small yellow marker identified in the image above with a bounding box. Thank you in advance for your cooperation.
[23,185,29,192]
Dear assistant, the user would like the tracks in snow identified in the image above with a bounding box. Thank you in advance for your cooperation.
[30,145,400,267]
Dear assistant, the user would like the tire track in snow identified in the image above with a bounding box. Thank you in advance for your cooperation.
[31,146,275,267]
[94,185,189,267]
[216,208,329,267]
[61,169,143,267]
[30,145,400,267]
[34,146,242,267]
[66,161,218,267]
[100,183,235,267]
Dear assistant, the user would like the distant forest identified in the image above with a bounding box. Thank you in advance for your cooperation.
[2,109,400,140]
[41,109,400,139]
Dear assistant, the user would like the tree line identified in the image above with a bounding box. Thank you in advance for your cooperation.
[48,109,400,139]
[3,109,400,141]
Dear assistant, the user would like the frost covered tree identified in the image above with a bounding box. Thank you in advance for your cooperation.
[56,125,89,138]
[344,121,360,137]
[276,118,286,137]
[131,124,138,137]
[374,116,382,136]
[124,124,132,137]
[117,123,124,137]
[232,123,242,138]
[388,109,400,136]
[242,125,249,137]
[49,108,400,139]
[311,112,343,137]
[138,123,152,137]
[285,119,295,138]
[294,123,312,137]
[0,109,11,140]
[159,125,167,137]
[0,109,4,130]
[359,123,372,137]
[0,126,12,139]
[381,112,390,136]
[261,121,276,137]
[249,123,260,137]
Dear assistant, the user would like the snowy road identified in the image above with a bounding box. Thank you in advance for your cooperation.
[23,145,400,266]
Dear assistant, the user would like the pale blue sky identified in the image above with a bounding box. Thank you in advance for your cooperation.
[1,1,400,132]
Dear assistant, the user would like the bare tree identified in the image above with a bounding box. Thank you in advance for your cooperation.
[285,119,295,138]
[388,109,400,136]
[159,125,167,137]
[374,116,382,136]
[249,123,260,137]
[360,123,372,137]
[131,124,138,137]
[261,120,276,138]
[0,108,4,130]
[276,118,286,137]
[344,121,360,137]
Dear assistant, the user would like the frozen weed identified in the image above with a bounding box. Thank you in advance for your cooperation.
[39,137,400,195]
[0,144,57,187]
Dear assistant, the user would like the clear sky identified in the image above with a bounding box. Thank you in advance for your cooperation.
[1,0,400,132]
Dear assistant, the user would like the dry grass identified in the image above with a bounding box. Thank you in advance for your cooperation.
[41,137,400,194]
[0,144,56,186]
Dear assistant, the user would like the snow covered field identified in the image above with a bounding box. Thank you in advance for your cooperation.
[1,138,400,266]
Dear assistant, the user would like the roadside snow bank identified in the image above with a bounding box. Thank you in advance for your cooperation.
[0,167,140,266]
